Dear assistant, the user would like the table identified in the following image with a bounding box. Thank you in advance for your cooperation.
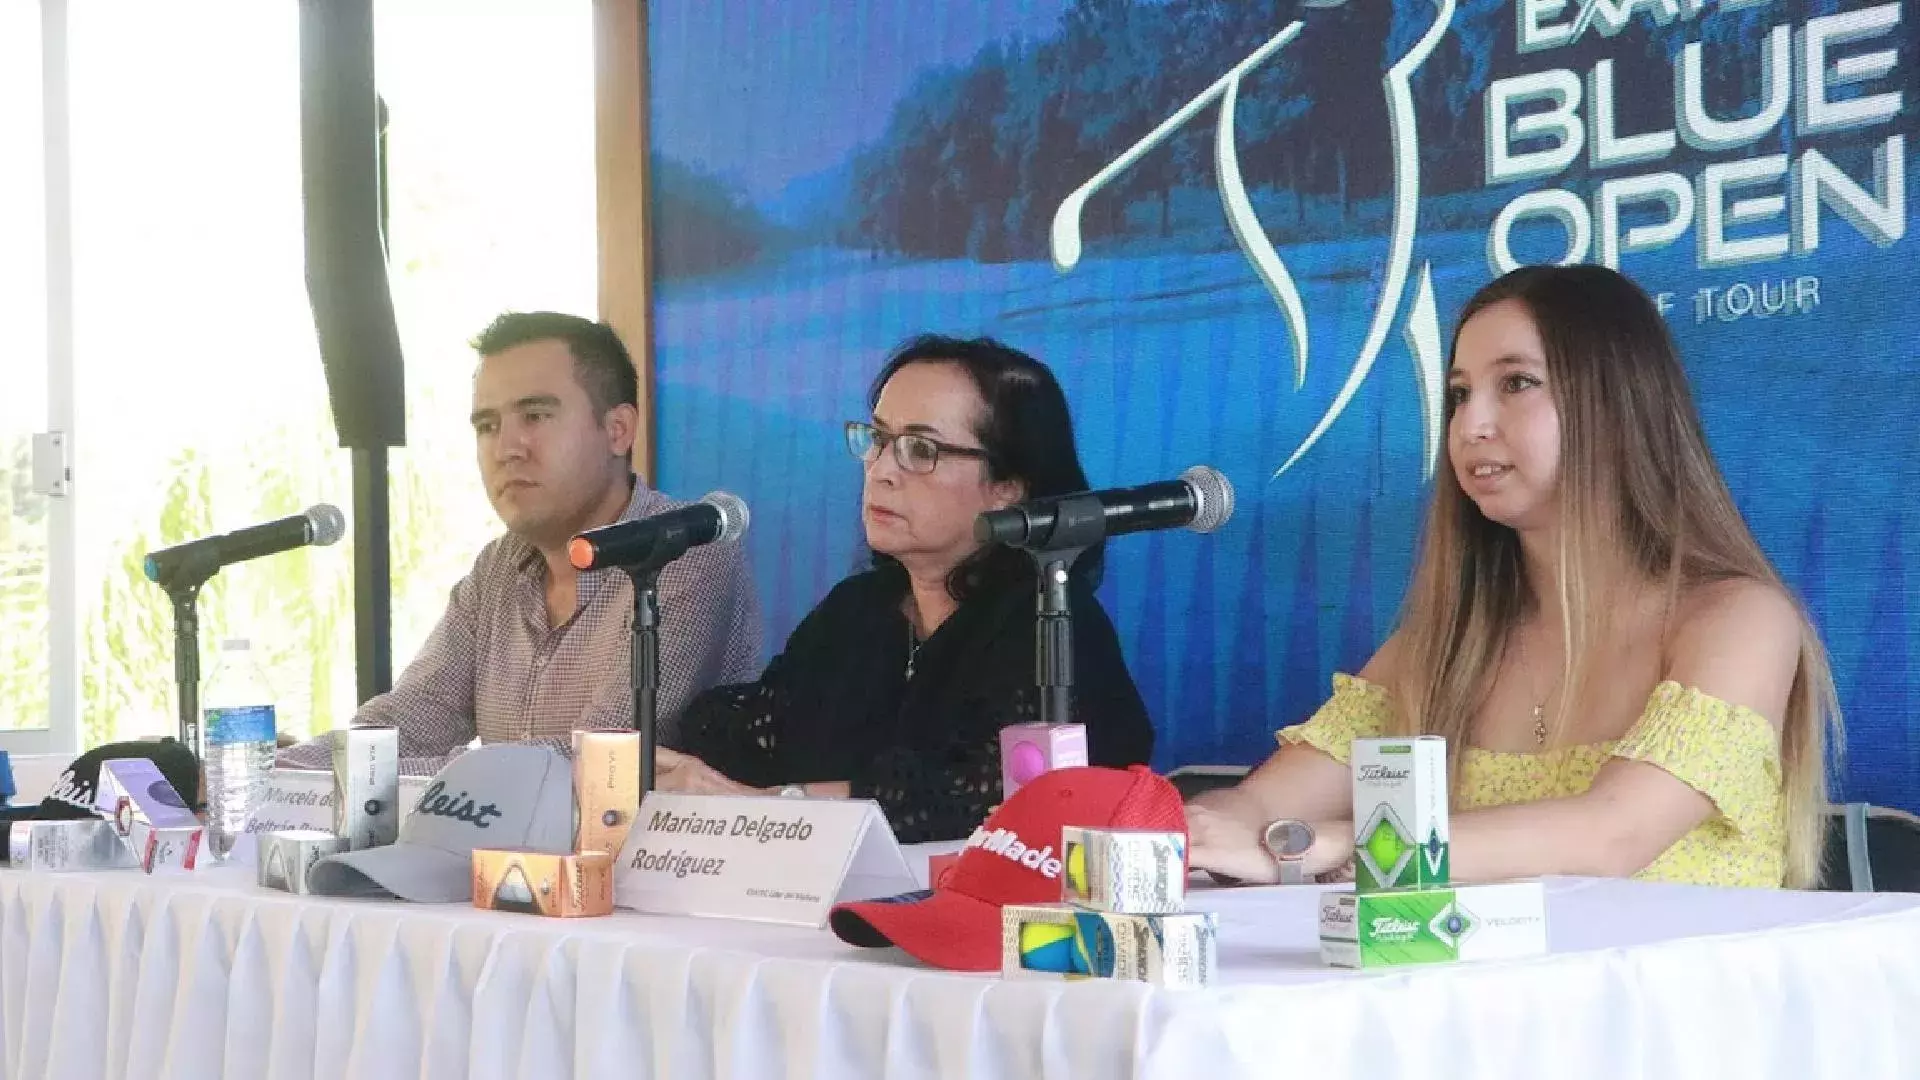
[3,857,1917,1080]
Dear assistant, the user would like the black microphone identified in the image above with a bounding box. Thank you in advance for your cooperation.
[569,492,750,572]
[143,504,347,588]
[974,466,1235,549]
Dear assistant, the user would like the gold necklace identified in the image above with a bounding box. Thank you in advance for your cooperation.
[1520,631,1561,747]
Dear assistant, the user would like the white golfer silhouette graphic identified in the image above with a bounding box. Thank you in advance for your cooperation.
[1049,0,1458,478]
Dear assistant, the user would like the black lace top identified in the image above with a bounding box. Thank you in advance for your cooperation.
[673,566,1154,843]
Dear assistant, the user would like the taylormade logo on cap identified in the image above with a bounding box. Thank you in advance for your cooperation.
[827,767,1186,973]
[964,824,1064,879]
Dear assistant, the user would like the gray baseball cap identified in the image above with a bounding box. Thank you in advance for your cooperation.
[307,744,573,903]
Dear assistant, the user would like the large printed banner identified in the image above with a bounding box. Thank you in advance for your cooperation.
[647,1,1917,808]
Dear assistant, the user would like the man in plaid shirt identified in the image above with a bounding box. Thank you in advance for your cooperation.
[278,313,760,775]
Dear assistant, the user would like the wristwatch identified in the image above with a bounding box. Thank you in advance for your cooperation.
[778,784,807,799]
[1262,819,1316,885]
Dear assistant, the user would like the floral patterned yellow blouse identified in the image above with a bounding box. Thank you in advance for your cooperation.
[1278,674,1785,887]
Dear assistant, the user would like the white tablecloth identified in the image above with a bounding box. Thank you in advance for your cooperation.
[3,854,1917,1080]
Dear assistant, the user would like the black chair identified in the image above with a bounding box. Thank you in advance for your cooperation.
[1819,803,1920,892]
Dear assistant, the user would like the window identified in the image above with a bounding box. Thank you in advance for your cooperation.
[0,0,75,756]
[374,0,599,663]
[67,0,351,746]
[46,0,596,750]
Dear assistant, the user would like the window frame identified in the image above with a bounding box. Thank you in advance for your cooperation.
[1,0,81,761]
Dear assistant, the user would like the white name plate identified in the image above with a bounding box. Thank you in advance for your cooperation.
[230,770,428,864]
[614,793,916,927]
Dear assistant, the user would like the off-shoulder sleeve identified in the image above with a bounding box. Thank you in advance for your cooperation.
[1276,674,1395,765]
[1611,681,1782,837]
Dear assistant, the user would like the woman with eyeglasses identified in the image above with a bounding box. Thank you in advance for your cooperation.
[659,334,1154,842]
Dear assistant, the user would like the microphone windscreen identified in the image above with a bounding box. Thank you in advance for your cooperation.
[1179,466,1234,534]
[306,504,347,546]
[701,491,750,543]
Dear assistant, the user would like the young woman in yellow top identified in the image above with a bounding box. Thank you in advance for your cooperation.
[1188,264,1840,889]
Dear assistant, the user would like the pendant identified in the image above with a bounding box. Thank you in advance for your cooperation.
[1532,704,1548,746]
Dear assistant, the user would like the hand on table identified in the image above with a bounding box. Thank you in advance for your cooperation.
[1187,802,1285,885]
[1187,804,1357,885]
[654,748,759,796]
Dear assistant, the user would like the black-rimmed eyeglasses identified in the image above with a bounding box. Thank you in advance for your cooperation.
[844,421,989,475]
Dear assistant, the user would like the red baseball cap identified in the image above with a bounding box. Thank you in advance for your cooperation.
[828,765,1187,971]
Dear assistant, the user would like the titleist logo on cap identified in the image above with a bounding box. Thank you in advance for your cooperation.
[43,772,93,813]
[412,781,503,829]
[965,825,1064,878]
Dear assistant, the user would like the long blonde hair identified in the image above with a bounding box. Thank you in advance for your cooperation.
[1391,265,1840,888]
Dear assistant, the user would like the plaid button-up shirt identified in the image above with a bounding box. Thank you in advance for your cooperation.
[278,482,761,775]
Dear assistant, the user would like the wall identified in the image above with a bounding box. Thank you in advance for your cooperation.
[643,0,1918,808]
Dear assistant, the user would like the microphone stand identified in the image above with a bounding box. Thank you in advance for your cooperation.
[154,551,222,809]
[1033,551,1081,727]
[146,549,223,768]
[623,565,664,794]
[612,539,693,797]
[168,584,206,765]
[1021,493,1107,727]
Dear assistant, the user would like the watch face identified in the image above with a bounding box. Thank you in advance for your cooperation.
[1264,819,1315,860]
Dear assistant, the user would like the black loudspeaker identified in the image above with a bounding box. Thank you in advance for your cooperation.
[299,0,406,449]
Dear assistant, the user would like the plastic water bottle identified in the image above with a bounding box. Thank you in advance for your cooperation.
[202,638,278,859]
